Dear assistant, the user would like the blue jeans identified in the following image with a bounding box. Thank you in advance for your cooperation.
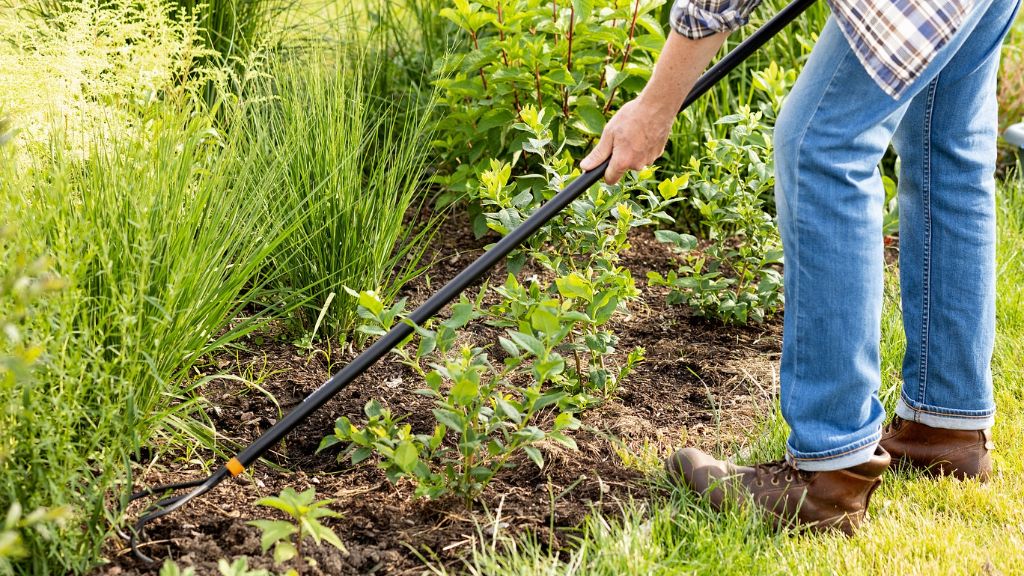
[773,0,1020,471]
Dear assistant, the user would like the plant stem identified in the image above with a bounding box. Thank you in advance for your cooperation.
[496,1,522,113]
[535,65,544,109]
[463,448,475,508]
[597,20,617,90]
[562,4,575,118]
[552,0,559,41]
[621,0,642,72]
[573,348,584,383]
[565,5,575,74]
[470,30,489,91]
[603,0,642,113]
[734,260,748,300]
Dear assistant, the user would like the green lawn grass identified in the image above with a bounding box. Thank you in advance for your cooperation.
[451,174,1024,575]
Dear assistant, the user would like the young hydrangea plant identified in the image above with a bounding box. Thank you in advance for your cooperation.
[486,272,645,408]
[247,487,345,567]
[464,107,669,403]
[320,290,580,504]
[648,106,784,324]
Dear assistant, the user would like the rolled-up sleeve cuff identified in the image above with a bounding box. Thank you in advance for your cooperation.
[669,0,763,39]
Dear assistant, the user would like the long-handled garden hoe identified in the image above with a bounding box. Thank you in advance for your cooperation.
[126,0,817,562]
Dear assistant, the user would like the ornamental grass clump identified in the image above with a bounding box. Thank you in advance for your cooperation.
[0,107,293,573]
[241,48,438,345]
[23,0,288,63]
[169,0,288,62]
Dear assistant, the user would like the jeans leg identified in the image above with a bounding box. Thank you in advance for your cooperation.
[891,0,1021,430]
[774,18,909,471]
[772,0,1015,471]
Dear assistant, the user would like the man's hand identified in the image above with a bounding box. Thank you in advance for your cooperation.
[579,30,730,184]
[580,97,676,185]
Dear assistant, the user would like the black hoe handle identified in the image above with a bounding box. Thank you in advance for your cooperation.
[230,0,818,475]
[128,0,817,561]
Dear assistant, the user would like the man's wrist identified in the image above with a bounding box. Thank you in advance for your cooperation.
[635,29,729,121]
[636,89,685,122]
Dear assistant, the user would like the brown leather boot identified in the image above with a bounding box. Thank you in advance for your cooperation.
[665,446,890,535]
[879,416,993,481]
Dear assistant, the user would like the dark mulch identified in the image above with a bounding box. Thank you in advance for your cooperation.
[95,210,784,576]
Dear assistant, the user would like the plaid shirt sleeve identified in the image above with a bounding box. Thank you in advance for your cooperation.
[669,0,764,39]
[669,0,977,101]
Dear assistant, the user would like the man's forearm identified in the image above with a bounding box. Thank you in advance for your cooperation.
[580,28,732,182]
[635,30,731,122]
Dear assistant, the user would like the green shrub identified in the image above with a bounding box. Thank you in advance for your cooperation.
[649,107,784,324]
[430,0,667,186]
[665,0,827,165]
[424,0,828,186]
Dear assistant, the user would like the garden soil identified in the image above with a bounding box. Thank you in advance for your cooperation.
[96,211,787,576]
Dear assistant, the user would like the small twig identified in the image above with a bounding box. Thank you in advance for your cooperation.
[604,0,642,113]
[597,20,618,90]
[552,0,559,41]
[535,65,544,109]
[114,538,181,557]
[562,4,575,118]
[470,30,489,91]
[566,5,575,73]
[568,332,584,379]
[496,1,522,113]
[621,0,642,72]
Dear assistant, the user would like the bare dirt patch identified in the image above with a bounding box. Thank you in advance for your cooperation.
[96,212,783,575]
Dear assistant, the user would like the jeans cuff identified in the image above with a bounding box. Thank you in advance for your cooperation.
[896,394,995,430]
[785,430,881,472]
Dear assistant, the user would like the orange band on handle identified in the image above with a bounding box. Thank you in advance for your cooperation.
[226,457,245,476]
